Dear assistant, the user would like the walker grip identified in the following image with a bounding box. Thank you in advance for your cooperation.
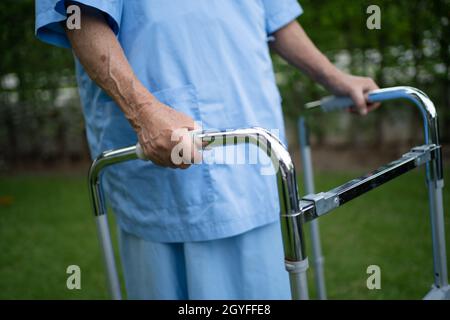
[135,142,146,160]
[307,92,378,112]
[135,129,204,161]
[320,96,355,112]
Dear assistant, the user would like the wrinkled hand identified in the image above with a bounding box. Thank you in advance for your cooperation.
[129,100,202,169]
[329,73,380,115]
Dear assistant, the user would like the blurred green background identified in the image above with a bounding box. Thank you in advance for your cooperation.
[0,0,449,299]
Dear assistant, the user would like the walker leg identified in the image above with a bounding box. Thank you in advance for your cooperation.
[95,214,122,300]
[426,154,448,291]
[298,117,327,299]
[309,221,326,298]
[289,270,310,300]
[285,258,310,300]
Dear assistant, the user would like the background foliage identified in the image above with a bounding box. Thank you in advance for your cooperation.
[275,0,449,148]
[0,0,449,169]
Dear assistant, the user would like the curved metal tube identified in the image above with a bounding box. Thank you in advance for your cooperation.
[88,146,138,300]
[367,87,447,289]
[89,127,308,300]
[176,128,309,298]
[313,86,439,150]
[367,87,443,182]
[307,86,447,292]
[368,86,438,147]
[89,146,138,217]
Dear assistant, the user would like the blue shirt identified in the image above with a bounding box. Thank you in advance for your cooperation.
[36,0,303,242]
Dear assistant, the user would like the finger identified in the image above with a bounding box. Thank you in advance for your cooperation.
[182,118,201,132]
[179,133,202,165]
[163,152,179,168]
[191,147,203,164]
[363,85,380,113]
[187,129,203,163]
[365,78,380,92]
[190,135,203,164]
[169,128,202,167]
[154,155,177,168]
[189,124,204,162]
[178,163,191,170]
[192,128,204,150]
[193,121,202,132]
[162,148,179,168]
[350,90,368,115]
[169,128,188,166]
[140,141,176,168]
[367,102,381,112]
[182,119,197,131]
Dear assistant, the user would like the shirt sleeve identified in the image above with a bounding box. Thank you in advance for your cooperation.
[35,0,123,49]
[261,0,303,35]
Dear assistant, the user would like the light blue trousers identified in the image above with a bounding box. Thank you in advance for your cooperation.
[118,221,291,299]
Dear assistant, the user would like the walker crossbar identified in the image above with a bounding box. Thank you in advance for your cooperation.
[301,144,440,221]
[88,86,448,300]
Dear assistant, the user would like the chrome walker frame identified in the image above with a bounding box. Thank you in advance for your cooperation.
[88,86,448,300]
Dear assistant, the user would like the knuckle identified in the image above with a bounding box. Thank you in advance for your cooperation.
[153,138,166,150]
[367,78,377,87]
[350,87,360,95]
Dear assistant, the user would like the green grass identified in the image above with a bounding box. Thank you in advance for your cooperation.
[0,169,449,299]
[301,169,450,299]
[0,175,115,299]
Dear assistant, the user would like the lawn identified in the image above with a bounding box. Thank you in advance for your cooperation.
[0,168,449,299]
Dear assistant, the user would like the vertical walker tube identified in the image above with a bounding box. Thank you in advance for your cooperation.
[197,128,309,300]
[88,146,138,300]
[298,117,326,300]
[89,128,309,300]
[368,87,447,290]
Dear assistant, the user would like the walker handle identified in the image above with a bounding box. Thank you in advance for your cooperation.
[135,143,146,160]
[320,96,356,112]
[135,129,203,160]
[307,92,378,112]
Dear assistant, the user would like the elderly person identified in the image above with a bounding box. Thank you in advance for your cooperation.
[36,0,378,299]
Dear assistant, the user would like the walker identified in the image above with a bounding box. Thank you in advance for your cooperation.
[88,86,448,300]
